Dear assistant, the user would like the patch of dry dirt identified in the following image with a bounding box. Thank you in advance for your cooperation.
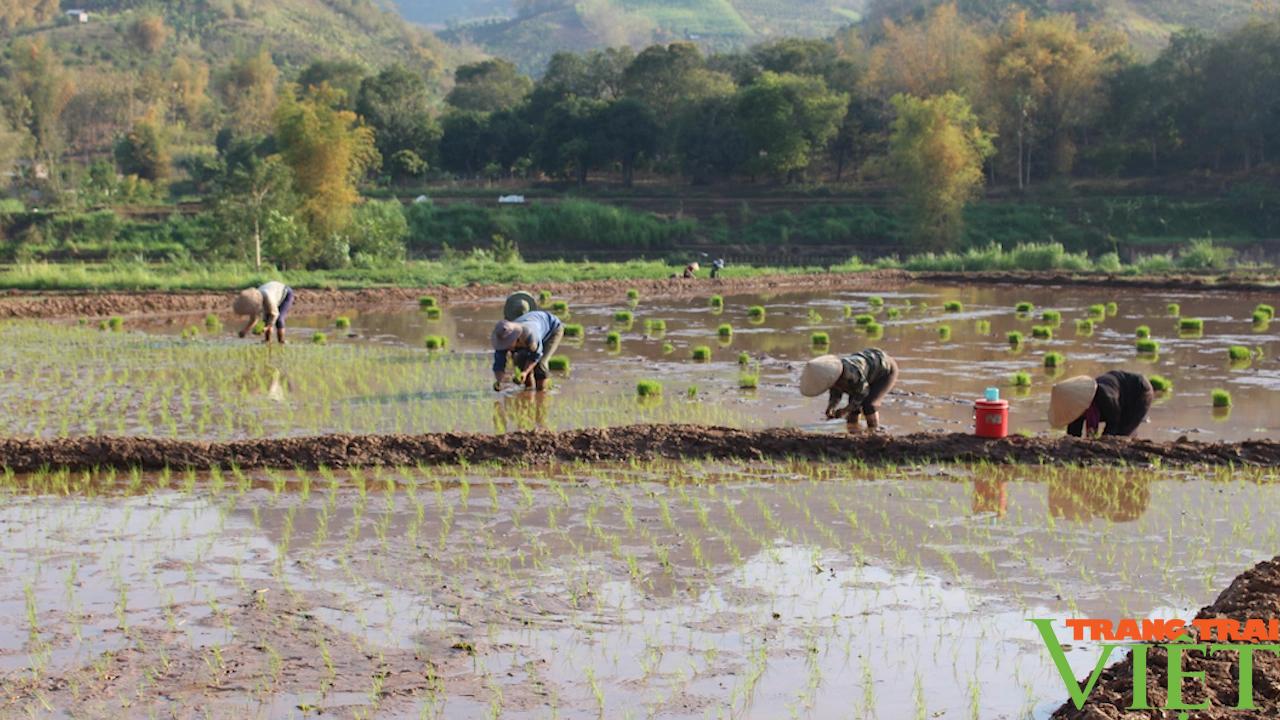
[1052,555,1280,719]
[1,426,1278,472]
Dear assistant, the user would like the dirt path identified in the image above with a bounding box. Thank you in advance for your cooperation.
[1,270,1275,320]
[2,425,1278,472]
[1052,554,1280,719]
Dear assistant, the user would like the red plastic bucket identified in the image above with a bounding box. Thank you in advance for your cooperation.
[974,399,1009,439]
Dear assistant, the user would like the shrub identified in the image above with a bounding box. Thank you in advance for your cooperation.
[943,301,963,312]
[335,316,351,330]
[613,310,633,323]
[626,288,639,301]
[551,300,569,313]
[748,305,766,320]
[1031,325,1053,339]
[418,296,437,309]
[1012,371,1031,387]
[644,319,666,333]
[738,351,751,365]
[1044,352,1065,368]
[975,320,991,334]
[1256,304,1275,321]
[547,356,570,372]
[1228,345,1252,362]
[709,295,724,308]
[1179,318,1204,333]
[1075,319,1094,334]
[1007,331,1024,347]
[1167,303,1180,317]
[108,316,124,331]
[1149,375,1173,392]
[868,296,884,307]
[854,314,875,326]
[204,314,222,332]
[811,332,830,346]
[1087,304,1105,319]
[1015,301,1034,313]
[312,332,327,345]
[1136,325,1151,339]
[717,323,733,337]
[564,323,584,338]
[1136,338,1159,354]
[691,345,712,361]
[606,331,621,346]
[637,380,663,397]
[424,335,447,350]
[1041,310,1061,324]
[1177,238,1234,270]
[1212,389,1232,408]
[937,325,951,341]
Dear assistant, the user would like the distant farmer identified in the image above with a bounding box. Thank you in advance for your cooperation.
[800,348,899,431]
[1050,371,1155,437]
[234,280,294,344]
[710,258,725,279]
[682,262,700,279]
[503,291,540,322]
[492,310,564,393]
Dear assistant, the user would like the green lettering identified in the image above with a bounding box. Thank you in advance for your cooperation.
[1030,619,1117,709]
[1129,643,1150,709]
[1166,643,1210,710]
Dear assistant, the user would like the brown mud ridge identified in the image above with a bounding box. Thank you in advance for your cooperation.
[3,425,1280,472]
[1053,555,1280,720]
[2,270,1276,320]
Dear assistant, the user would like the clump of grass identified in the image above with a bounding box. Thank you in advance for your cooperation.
[738,351,751,365]
[613,310,633,324]
[937,325,951,341]
[1228,345,1252,362]
[1015,301,1034,314]
[854,314,875,326]
[709,295,724,309]
[311,332,327,345]
[748,305,766,320]
[1212,389,1232,408]
[335,316,351,330]
[1255,303,1275,321]
[1136,338,1160,354]
[1136,325,1151,339]
[425,307,442,320]
[626,288,639,301]
[204,314,222,332]
[1149,375,1173,392]
[1179,317,1204,333]
[563,323,584,338]
[1044,352,1065,368]
[547,356,570,372]
[423,335,448,351]
[886,307,901,319]
[1075,318,1094,334]
[1007,331,1024,347]
[943,300,963,312]
[1031,325,1053,340]
[637,380,663,397]
[1087,304,1106,320]
[644,318,666,334]
[717,323,733,337]
[868,296,884,307]
[691,345,712,361]
[1106,302,1119,317]
[551,300,569,314]
[811,331,830,346]
[606,331,621,347]
[419,296,438,309]
[975,319,991,334]
[1011,371,1032,387]
[1040,310,1061,325]
[108,316,124,332]
[1167,303,1180,317]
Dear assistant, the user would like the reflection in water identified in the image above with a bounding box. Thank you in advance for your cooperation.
[492,391,548,433]
[972,477,1008,516]
[1048,471,1151,522]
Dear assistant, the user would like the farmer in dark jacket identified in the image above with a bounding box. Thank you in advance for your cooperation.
[799,348,899,431]
[1050,371,1155,437]
[491,310,564,393]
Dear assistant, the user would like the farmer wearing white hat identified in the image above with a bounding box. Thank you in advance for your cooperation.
[234,280,294,344]
[800,348,899,431]
[1049,371,1154,437]
[492,309,564,392]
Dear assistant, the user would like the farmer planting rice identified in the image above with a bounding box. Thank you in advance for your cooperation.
[492,309,565,393]
[503,291,540,321]
[800,348,899,432]
[234,280,294,344]
[1050,371,1155,437]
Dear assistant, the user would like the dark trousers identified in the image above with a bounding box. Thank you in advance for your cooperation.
[275,288,295,329]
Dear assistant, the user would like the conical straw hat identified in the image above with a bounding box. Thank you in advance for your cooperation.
[1049,375,1098,428]
[233,288,262,316]
[504,291,539,321]
[800,355,843,397]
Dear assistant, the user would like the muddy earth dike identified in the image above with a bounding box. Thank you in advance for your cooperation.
[3,425,1280,472]
[1053,555,1280,720]
[2,270,1278,319]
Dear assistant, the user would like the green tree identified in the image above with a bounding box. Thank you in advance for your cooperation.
[348,200,408,265]
[535,96,607,186]
[298,60,368,111]
[446,59,532,113]
[213,136,297,268]
[357,64,441,167]
[0,38,73,184]
[621,43,734,121]
[114,116,170,182]
[735,72,848,181]
[599,98,658,186]
[676,94,747,185]
[217,49,279,134]
[888,92,994,250]
[0,0,58,33]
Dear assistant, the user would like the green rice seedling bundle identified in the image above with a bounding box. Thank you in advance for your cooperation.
[606,331,621,347]
[614,310,633,324]
[975,320,991,334]
[1007,331,1024,347]
[626,288,640,301]
[738,367,759,389]
[204,314,222,332]
[418,296,437,309]
[637,380,663,397]
[424,335,448,351]
[1040,310,1061,325]
[644,318,666,334]
[1011,371,1031,387]
[748,305,766,320]
[854,314,875,326]
[709,295,724,309]
[108,316,124,331]
[551,300,569,313]
[1087,304,1106,320]
[886,307,901,319]
[1253,310,1271,326]
[563,324,584,338]
[1149,375,1173,392]
[1031,325,1053,340]
[1136,325,1151,339]
[1075,319,1093,334]
[865,322,884,338]
[1212,389,1232,408]
[312,332,328,345]
[868,296,884,307]
[717,323,733,337]
[1043,352,1065,368]
[538,289,552,304]
[811,332,830,346]
[807,308,823,323]
[425,307,442,319]
[335,316,351,330]
[1228,345,1252,362]
[691,345,712,361]
[1136,338,1159,354]
[547,356,570,372]
[662,342,675,354]
[1015,301,1034,313]
[843,305,854,318]
[944,301,963,312]
[1179,318,1204,333]
[1106,302,1119,316]
[738,351,751,366]
[1255,303,1275,321]
[937,325,951,341]
[1167,303,1180,317]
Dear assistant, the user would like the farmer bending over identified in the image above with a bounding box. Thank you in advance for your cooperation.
[1050,371,1154,437]
[800,348,899,431]
[492,310,564,393]
[234,280,294,344]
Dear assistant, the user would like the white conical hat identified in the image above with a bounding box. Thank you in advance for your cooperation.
[800,355,843,397]
[233,288,262,316]
[1049,376,1098,428]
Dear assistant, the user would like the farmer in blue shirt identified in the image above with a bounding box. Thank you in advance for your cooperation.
[492,310,564,392]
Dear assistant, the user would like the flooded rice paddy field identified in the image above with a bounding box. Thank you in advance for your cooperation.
[1,461,1276,719]
[9,281,1275,441]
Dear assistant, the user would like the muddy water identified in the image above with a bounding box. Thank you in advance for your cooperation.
[268,282,1280,442]
[2,463,1275,718]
